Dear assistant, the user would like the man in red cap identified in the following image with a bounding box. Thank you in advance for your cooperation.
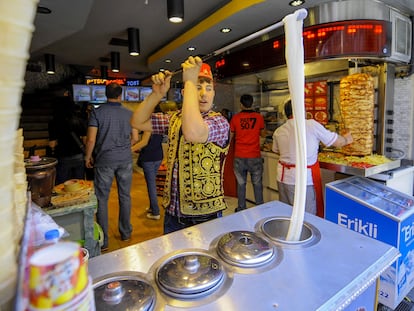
[131,56,230,234]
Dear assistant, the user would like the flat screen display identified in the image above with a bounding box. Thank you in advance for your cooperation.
[139,87,152,101]
[73,84,91,102]
[124,87,139,101]
[91,85,106,102]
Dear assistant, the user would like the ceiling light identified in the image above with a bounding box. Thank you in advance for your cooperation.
[111,51,120,72]
[289,0,305,6]
[44,53,55,74]
[187,46,196,51]
[37,6,52,14]
[164,59,172,63]
[128,28,140,56]
[220,28,232,33]
[167,0,184,23]
[101,65,108,79]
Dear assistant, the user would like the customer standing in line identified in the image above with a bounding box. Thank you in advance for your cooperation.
[230,94,265,212]
[48,95,87,184]
[131,56,230,234]
[131,130,164,220]
[272,100,353,217]
[84,82,138,251]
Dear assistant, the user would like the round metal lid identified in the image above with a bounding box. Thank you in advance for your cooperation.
[216,231,275,267]
[93,273,155,311]
[156,252,224,298]
[25,157,57,170]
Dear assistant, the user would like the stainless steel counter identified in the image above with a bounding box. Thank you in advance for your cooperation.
[89,201,399,310]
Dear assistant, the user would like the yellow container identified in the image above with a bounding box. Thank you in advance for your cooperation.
[28,241,89,309]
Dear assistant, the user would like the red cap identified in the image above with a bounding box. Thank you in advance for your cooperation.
[198,63,213,80]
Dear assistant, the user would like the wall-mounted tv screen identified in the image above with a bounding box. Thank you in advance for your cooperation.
[139,87,152,101]
[171,88,183,103]
[91,85,106,102]
[73,84,91,102]
[124,87,139,101]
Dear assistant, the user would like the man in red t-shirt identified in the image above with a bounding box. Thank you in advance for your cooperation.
[230,94,265,212]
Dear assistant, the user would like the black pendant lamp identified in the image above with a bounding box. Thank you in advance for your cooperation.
[111,52,120,73]
[101,65,108,79]
[128,28,140,56]
[45,53,55,74]
[167,0,184,23]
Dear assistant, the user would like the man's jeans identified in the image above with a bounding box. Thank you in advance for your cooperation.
[163,212,222,234]
[233,157,264,210]
[142,160,162,215]
[94,162,133,247]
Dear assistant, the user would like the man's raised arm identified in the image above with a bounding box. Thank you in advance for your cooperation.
[131,71,172,131]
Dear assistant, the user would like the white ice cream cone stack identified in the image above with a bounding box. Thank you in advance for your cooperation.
[14,128,29,247]
[0,0,40,306]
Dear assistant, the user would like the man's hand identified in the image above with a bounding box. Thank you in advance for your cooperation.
[85,157,94,169]
[343,132,353,145]
[182,56,202,84]
[151,70,172,97]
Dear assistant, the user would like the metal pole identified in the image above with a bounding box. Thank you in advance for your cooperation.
[172,8,308,75]
[212,8,308,57]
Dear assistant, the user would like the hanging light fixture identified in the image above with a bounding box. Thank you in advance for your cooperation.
[289,0,305,6]
[101,65,108,79]
[44,53,55,74]
[167,0,184,23]
[127,28,140,56]
[111,51,120,72]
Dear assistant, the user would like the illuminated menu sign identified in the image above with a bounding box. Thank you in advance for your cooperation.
[216,20,391,78]
[303,20,391,59]
[86,78,127,85]
[72,84,150,102]
[126,80,140,87]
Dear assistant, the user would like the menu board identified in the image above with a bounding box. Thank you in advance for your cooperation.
[72,84,156,102]
[91,85,106,102]
[304,80,328,125]
[124,87,139,101]
[73,84,92,102]
[139,87,152,101]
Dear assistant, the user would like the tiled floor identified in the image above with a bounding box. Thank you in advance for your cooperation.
[105,169,248,253]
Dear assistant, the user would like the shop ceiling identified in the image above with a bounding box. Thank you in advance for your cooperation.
[29,0,414,82]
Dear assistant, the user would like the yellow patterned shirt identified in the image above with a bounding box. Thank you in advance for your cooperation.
[159,111,230,216]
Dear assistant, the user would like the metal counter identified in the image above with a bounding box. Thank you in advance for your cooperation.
[88,201,399,310]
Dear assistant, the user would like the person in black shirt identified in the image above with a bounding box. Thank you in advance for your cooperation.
[132,131,164,220]
[48,96,87,184]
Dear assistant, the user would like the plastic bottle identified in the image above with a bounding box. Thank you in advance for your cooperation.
[43,229,61,245]
[33,224,65,248]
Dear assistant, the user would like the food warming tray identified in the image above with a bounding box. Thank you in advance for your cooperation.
[320,159,401,177]
[88,201,399,310]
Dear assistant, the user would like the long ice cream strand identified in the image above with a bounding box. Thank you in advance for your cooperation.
[284,9,307,241]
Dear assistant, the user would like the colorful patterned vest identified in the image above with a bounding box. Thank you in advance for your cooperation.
[163,111,229,216]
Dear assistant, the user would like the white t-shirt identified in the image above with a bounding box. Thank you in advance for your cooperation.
[272,119,337,185]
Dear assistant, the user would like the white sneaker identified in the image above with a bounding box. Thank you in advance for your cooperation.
[147,213,160,220]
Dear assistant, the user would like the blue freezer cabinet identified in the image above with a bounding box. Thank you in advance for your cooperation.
[325,176,414,309]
